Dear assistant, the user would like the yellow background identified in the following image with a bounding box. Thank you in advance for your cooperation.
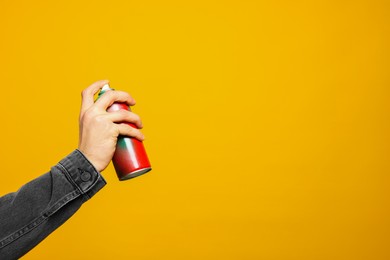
[0,0,389,259]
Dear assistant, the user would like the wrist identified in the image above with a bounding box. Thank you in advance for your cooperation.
[76,148,103,172]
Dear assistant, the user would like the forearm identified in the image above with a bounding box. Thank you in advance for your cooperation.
[0,150,106,259]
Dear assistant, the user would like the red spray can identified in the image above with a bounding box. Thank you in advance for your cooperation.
[99,84,151,180]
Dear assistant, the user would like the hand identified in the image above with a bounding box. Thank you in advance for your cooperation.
[78,80,145,172]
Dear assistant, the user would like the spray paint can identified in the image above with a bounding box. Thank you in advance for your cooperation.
[98,84,151,180]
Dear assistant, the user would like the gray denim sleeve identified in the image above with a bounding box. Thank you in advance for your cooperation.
[0,149,106,259]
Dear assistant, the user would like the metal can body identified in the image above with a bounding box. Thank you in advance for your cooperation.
[107,103,151,180]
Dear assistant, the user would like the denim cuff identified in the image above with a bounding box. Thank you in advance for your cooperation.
[58,149,106,200]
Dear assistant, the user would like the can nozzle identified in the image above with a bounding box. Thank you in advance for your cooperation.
[102,83,112,91]
[98,83,114,99]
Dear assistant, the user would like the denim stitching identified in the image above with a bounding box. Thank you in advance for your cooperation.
[57,164,84,195]
[0,190,81,249]
[57,164,102,199]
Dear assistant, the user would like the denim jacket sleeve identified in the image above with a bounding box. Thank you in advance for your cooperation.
[0,149,106,259]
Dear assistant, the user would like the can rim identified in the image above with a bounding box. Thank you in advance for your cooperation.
[119,167,151,181]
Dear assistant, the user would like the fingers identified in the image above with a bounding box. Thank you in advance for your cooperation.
[116,123,145,141]
[107,110,143,129]
[81,80,109,115]
[95,90,136,110]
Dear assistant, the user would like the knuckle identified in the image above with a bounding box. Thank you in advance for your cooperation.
[134,128,143,137]
[127,125,138,135]
[134,114,143,128]
[119,91,132,102]
[119,109,128,117]
[134,113,141,122]
[130,114,141,124]
[118,90,129,97]
[133,127,141,134]
[82,110,93,121]
[81,89,89,97]
[128,111,139,120]
[82,107,98,122]
[127,124,136,133]
[124,92,131,100]
[93,114,105,123]
[121,125,143,140]
[104,90,115,99]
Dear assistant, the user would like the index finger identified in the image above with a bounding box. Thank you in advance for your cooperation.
[95,90,136,110]
[80,80,109,115]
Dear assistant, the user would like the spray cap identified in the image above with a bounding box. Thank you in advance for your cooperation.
[102,83,112,91]
[98,83,114,99]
